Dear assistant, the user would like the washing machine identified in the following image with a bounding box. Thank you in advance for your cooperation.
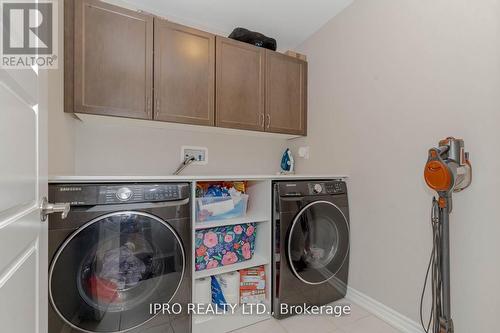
[48,183,192,333]
[272,180,350,319]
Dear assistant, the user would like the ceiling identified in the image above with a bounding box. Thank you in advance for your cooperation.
[119,0,353,51]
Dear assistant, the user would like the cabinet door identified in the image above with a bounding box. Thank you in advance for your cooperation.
[154,20,215,125]
[216,37,265,131]
[74,0,153,119]
[266,51,307,135]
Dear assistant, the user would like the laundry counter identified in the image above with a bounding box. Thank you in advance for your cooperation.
[49,174,348,183]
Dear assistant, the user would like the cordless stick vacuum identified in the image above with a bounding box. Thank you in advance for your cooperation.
[422,138,472,333]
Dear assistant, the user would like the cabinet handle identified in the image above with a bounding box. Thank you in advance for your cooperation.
[155,99,160,118]
[260,113,264,127]
[266,114,271,128]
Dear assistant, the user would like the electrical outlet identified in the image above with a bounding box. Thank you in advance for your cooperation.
[181,146,208,165]
[298,146,310,159]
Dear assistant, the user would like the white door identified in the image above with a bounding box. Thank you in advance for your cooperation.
[0,64,49,332]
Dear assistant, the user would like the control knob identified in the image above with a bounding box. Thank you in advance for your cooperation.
[116,187,133,201]
[313,184,323,194]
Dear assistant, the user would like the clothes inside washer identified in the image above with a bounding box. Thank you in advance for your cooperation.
[99,243,146,289]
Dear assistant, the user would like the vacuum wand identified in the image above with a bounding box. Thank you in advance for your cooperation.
[422,137,472,333]
[440,201,452,332]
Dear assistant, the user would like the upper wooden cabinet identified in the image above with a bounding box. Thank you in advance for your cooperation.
[215,37,265,132]
[266,51,307,135]
[154,20,215,126]
[72,0,153,119]
[65,0,308,135]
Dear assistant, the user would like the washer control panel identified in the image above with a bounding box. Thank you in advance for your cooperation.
[143,185,181,201]
[101,184,183,204]
[49,183,190,206]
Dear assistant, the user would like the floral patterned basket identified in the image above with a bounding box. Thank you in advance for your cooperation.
[195,223,257,271]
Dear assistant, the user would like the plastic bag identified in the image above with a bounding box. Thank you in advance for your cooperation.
[228,27,277,51]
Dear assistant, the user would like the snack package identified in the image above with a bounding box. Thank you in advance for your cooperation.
[197,182,246,197]
[239,265,266,304]
[224,181,247,194]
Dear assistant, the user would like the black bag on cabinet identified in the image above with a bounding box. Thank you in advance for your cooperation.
[228,27,277,51]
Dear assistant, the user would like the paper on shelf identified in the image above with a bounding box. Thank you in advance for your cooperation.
[200,198,234,216]
[194,277,212,304]
[214,271,240,305]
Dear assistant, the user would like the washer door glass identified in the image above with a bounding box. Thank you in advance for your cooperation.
[50,211,185,332]
[287,201,349,285]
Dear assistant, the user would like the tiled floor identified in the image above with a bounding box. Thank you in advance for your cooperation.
[231,300,402,333]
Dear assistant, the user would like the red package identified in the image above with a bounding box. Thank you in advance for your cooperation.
[240,266,266,304]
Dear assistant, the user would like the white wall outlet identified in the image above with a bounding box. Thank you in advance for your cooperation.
[298,146,310,159]
[181,146,208,165]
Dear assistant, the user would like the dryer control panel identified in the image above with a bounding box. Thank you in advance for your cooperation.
[324,181,346,194]
[277,180,346,197]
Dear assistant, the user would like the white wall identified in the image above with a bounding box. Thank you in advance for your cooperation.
[291,0,500,331]
[72,118,288,175]
[49,105,289,177]
[48,0,75,175]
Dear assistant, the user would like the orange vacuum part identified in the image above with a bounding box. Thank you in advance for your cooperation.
[424,160,452,191]
[424,151,453,192]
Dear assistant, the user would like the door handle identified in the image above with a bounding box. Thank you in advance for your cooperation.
[40,197,70,222]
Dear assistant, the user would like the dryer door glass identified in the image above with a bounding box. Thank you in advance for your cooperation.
[287,201,349,285]
[49,211,185,332]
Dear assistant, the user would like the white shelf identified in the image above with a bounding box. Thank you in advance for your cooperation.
[191,180,273,333]
[194,255,269,279]
[195,215,269,230]
[193,302,271,333]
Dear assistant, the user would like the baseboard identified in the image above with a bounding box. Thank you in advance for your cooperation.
[345,287,423,333]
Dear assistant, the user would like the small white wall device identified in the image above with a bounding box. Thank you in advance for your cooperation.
[181,146,208,165]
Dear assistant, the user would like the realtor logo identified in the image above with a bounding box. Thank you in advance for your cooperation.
[1,0,58,68]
